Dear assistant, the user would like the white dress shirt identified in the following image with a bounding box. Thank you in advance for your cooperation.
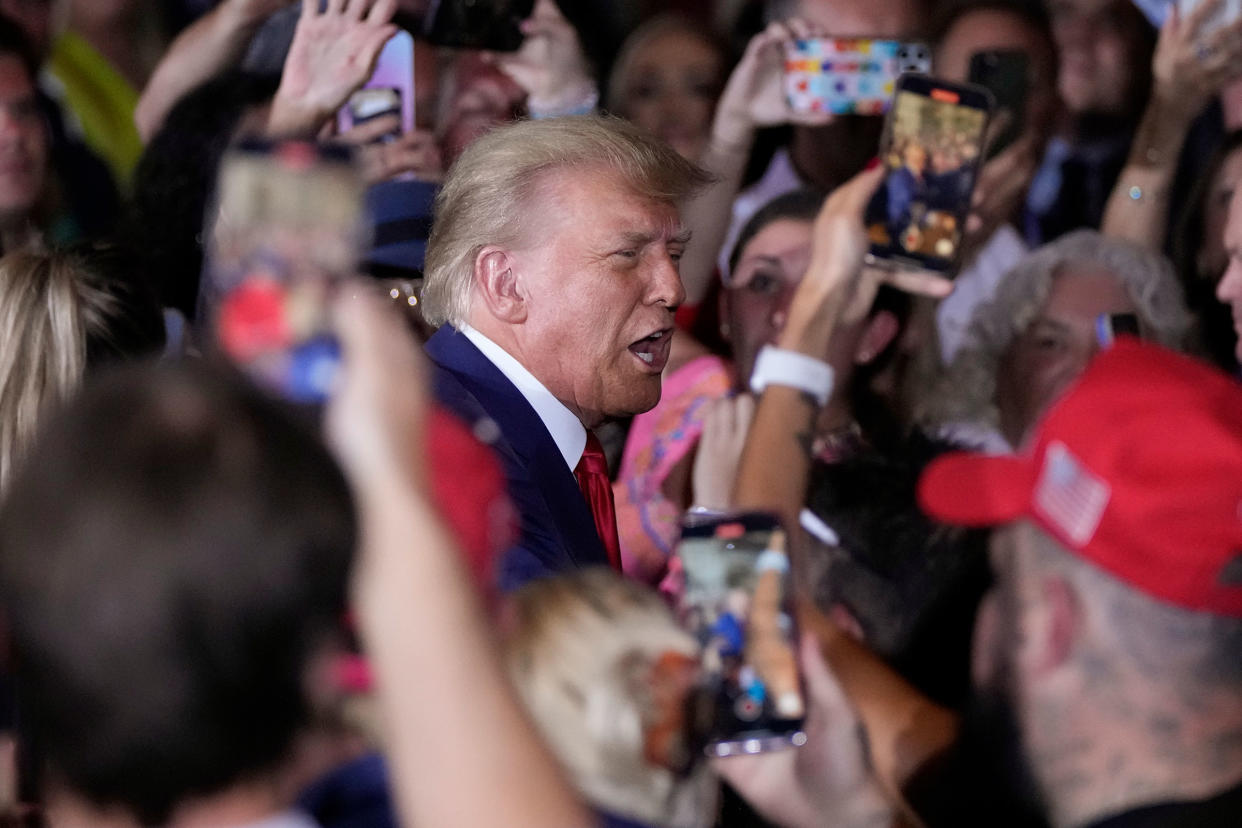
[459,324,587,471]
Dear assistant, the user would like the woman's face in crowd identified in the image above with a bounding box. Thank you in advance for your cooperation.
[616,29,723,162]
[1199,147,1242,280]
[722,219,813,383]
[995,264,1137,448]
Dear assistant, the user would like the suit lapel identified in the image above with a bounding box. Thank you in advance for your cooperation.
[425,327,609,566]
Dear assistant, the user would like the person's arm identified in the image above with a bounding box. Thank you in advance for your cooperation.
[267,0,398,139]
[1101,2,1242,246]
[135,0,292,141]
[327,288,593,828]
[677,19,831,306]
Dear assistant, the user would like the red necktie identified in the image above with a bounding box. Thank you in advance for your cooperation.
[574,432,622,572]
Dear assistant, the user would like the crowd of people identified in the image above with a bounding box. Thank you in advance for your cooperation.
[0,0,1241,826]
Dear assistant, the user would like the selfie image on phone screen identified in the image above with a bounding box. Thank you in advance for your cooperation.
[676,512,805,757]
[864,74,992,273]
[204,140,367,404]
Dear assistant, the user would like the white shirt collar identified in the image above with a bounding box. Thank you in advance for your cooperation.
[458,324,587,470]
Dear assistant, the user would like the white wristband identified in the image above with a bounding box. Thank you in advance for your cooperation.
[749,345,835,407]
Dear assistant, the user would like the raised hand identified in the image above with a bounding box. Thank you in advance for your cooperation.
[692,393,756,511]
[491,0,595,113]
[325,282,429,497]
[711,19,833,149]
[1153,0,1242,116]
[337,116,445,184]
[269,0,399,137]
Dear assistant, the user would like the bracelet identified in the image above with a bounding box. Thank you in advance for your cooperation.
[749,345,835,406]
[528,86,599,120]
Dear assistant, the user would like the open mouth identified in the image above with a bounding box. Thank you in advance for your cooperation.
[628,328,673,372]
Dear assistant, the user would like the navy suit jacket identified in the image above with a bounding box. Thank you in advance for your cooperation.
[425,326,611,591]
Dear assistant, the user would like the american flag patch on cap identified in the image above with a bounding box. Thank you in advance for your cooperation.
[1034,441,1111,546]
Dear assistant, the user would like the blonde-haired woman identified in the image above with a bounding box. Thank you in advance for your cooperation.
[503,568,716,828]
[0,245,164,486]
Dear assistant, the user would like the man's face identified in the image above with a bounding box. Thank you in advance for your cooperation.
[1049,0,1150,117]
[506,167,686,427]
[0,54,46,224]
[1218,186,1242,363]
[995,264,1136,448]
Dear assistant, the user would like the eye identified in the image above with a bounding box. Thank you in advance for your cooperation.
[746,272,782,296]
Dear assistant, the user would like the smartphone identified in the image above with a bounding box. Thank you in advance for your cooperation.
[338,30,415,139]
[785,38,931,116]
[1095,312,1141,348]
[423,0,534,52]
[968,50,1027,158]
[675,511,806,757]
[203,139,368,403]
[863,74,992,274]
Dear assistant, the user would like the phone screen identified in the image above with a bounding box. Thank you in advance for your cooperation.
[204,140,367,403]
[784,38,931,116]
[423,0,534,52]
[676,512,806,757]
[338,30,416,138]
[864,75,992,274]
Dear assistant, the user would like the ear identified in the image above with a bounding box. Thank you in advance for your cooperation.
[853,310,900,365]
[1029,575,1079,676]
[473,246,526,324]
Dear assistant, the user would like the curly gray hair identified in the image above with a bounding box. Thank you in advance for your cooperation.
[919,230,1194,434]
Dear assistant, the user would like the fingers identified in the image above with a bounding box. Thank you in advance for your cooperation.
[829,164,886,216]
[339,113,402,145]
[880,266,954,298]
[365,0,398,26]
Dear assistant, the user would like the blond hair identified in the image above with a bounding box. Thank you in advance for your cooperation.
[504,568,710,827]
[421,115,710,328]
[0,248,159,488]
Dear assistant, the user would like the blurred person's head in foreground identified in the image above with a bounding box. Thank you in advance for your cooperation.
[422,115,709,427]
[918,339,1242,827]
[803,431,992,708]
[0,360,355,827]
[606,15,727,163]
[0,243,163,489]
[920,229,1192,450]
[722,189,908,444]
[502,568,710,827]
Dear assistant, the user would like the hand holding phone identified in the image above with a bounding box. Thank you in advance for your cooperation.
[676,512,806,757]
[784,38,930,116]
[863,74,992,275]
[338,30,416,141]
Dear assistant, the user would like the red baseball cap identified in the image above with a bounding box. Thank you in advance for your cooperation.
[918,338,1242,617]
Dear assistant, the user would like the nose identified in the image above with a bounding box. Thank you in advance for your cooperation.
[1218,260,1242,304]
[649,253,686,310]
